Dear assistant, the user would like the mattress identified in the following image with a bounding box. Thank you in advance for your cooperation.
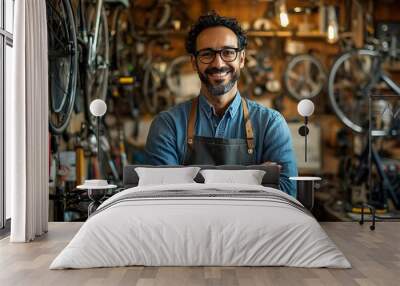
[50,183,351,269]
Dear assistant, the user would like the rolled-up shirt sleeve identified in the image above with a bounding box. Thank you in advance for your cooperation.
[262,112,298,197]
[144,112,180,165]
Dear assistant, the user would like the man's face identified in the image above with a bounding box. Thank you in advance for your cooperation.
[191,26,245,97]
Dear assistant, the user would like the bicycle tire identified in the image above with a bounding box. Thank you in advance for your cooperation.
[328,49,380,133]
[283,54,326,101]
[46,0,78,134]
[142,58,162,114]
[165,55,199,98]
[85,4,110,127]
[147,1,171,30]
[110,5,137,73]
[156,2,171,29]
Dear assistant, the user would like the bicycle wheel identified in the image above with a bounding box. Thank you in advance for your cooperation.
[85,4,110,127]
[283,54,326,101]
[328,49,381,133]
[46,0,78,134]
[142,58,165,114]
[165,55,200,102]
[110,5,137,73]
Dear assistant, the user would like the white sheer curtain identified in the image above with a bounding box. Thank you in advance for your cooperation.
[7,0,49,242]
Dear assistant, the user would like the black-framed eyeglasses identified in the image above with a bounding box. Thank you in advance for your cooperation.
[195,47,242,64]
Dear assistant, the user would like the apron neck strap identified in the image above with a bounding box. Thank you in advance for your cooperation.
[187,96,198,145]
[242,97,254,154]
[187,96,254,154]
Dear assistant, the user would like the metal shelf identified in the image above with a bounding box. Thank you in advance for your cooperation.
[247,30,327,38]
[139,29,328,39]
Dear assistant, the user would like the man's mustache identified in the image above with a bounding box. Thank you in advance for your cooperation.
[205,67,232,75]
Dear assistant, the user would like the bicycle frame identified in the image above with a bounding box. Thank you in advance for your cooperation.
[365,51,400,96]
[89,0,104,70]
[357,52,400,209]
[381,73,400,95]
[76,0,104,72]
[366,95,400,210]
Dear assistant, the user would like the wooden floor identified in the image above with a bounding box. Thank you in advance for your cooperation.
[0,222,399,286]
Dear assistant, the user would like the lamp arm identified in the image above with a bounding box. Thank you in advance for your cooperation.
[305,116,308,162]
[97,116,101,178]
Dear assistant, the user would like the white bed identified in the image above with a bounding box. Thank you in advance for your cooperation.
[50,183,351,269]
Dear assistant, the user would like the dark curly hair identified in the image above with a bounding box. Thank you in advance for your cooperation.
[185,11,247,55]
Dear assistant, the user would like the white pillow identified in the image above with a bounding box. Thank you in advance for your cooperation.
[200,169,266,185]
[135,167,201,186]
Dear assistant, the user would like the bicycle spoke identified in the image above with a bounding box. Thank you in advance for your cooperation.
[334,79,353,90]
[287,70,300,81]
[50,28,69,51]
[50,69,69,98]
[47,0,65,24]
[50,56,71,93]
[47,1,70,47]
[49,76,68,112]
[284,54,325,100]
[306,78,319,92]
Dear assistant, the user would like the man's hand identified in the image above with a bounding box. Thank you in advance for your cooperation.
[261,161,282,170]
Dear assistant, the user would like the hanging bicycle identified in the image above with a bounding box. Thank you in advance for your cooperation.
[328,38,400,212]
[46,0,110,134]
[46,0,131,222]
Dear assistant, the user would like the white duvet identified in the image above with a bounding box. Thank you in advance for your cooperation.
[50,183,351,269]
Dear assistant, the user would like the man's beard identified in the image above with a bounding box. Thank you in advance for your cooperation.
[198,66,240,97]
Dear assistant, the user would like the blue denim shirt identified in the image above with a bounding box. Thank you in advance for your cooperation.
[144,92,298,196]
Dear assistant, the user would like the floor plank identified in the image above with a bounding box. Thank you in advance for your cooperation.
[0,222,399,286]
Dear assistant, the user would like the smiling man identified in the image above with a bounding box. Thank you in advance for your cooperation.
[144,12,298,196]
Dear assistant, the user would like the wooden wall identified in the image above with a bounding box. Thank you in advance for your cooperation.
[65,0,400,174]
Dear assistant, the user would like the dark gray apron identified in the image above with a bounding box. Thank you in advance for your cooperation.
[183,96,256,165]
